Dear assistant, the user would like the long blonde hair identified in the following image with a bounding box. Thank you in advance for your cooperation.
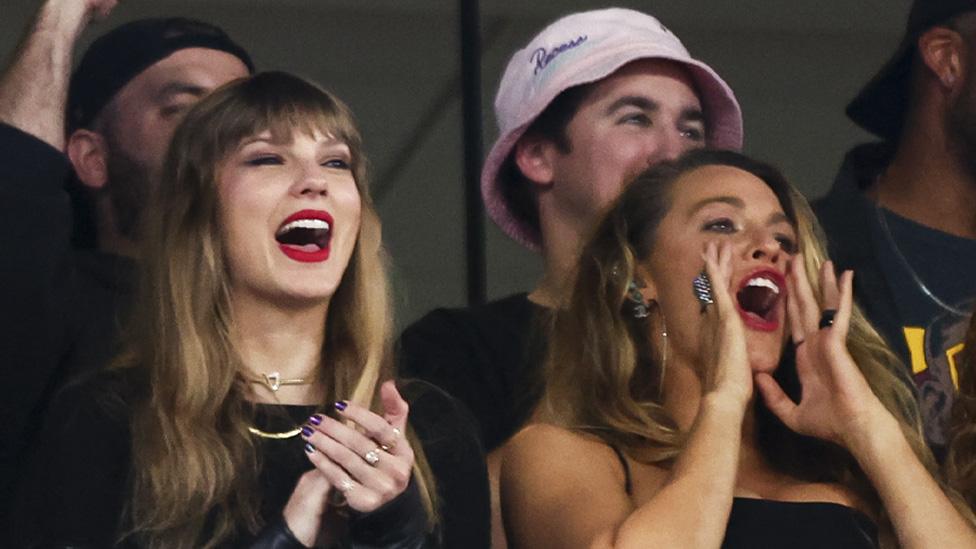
[540,149,970,547]
[946,314,976,509]
[117,72,435,547]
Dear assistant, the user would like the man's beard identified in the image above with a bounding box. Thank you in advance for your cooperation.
[103,141,152,240]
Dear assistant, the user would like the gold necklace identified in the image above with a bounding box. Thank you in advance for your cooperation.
[247,371,314,393]
[248,425,304,439]
[242,370,320,439]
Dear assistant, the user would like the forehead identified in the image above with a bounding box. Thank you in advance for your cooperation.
[239,128,346,148]
[110,48,250,107]
[671,164,784,213]
[581,58,702,110]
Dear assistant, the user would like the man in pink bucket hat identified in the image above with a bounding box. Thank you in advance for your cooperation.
[400,8,741,543]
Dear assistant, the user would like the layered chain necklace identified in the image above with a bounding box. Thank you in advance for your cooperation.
[875,205,969,317]
[246,370,318,439]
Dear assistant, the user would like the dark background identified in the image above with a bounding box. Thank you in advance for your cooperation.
[1,0,908,324]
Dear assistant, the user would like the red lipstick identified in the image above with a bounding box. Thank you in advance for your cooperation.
[276,209,333,263]
[734,268,786,332]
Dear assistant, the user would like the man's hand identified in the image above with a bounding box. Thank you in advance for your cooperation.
[0,0,121,147]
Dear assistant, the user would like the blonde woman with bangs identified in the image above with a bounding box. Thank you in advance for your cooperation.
[500,150,976,548]
[14,72,488,548]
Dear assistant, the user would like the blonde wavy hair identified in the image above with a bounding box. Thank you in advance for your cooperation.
[115,72,436,548]
[540,149,972,547]
[946,314,976,509]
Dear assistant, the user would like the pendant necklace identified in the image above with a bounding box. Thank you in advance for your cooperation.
[247,371,314,393]
[245,370,318,439]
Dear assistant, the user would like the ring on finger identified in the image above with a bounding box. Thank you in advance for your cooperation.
[380,427,402,451]
[338,478,355,493]
[364,447,381,466]
[818,309,837,330]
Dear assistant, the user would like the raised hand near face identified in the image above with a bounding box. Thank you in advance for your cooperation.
[755,257,888,447]
[699,241,753,407]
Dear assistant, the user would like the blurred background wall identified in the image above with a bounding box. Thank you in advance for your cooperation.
[2,0,910,326]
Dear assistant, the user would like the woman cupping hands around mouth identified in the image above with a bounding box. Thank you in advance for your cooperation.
[500,149,976,549]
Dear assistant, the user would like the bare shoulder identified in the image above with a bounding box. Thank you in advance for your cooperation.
[500,424,636,548]
[502,423,624,479]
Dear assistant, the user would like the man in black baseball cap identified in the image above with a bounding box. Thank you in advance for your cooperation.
[0,0,252,531]
[813,0,976,456]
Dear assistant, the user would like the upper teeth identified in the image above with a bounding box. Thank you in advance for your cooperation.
[278,218,330,234]
[746,277,780,294]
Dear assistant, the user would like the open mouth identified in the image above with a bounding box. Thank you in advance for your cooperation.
[734,270,784,331]
[276,210,333,262]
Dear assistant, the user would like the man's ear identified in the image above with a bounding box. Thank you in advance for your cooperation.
[918,26,966,91]
[513,134,558,188]
[66,129,109,190]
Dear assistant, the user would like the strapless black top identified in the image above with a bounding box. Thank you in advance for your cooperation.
[723,497,877,548]
[609,446,878,548]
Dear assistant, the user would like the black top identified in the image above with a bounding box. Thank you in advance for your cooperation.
[722,498,878,549]
[398,294,550,452]
[11,372,490,548]
[813,142,976,454]
[610,445,878,548]
[0,123,134,525]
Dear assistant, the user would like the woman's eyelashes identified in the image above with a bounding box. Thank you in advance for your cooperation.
[702,217,798,253]
[241,155,350,169]
[702,217,736,234]
[244,154,283,166]
[775,234,798,254]
[321,158,350,170]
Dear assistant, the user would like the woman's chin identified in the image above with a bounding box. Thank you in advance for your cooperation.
[748,351,780,376]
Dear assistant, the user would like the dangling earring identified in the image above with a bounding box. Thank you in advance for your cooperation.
[627,280,650,319]
[657,306,668,391]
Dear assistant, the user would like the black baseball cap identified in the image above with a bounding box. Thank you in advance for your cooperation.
[67,17,255,133]
[847,0,976,139]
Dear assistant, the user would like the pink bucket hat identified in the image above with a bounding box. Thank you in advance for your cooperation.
[482,8,743,251]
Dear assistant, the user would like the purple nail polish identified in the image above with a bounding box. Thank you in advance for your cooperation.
[334,401,348,412]
[301,426,313,438]
[308,414,323,425]
[304,442,315,454]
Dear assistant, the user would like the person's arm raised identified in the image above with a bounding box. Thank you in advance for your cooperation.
[0,0,118,149]
[756,257,976,549]
[501,242,751,549]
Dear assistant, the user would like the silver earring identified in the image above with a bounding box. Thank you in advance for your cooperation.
[693,269,714,313]
[627,280,650,319]
[659,313,668,387]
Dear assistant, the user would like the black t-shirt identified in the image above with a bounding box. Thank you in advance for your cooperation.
[397,293,550,452]
[11,372,490,548]
[871,207,976,451]
[815,144,976,456]
[0,124,134,526]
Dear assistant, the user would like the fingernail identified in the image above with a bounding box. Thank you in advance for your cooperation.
[301,426,313,438]
[304,442,316,454]
[308,414,323,425]
[334,401,348,412]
